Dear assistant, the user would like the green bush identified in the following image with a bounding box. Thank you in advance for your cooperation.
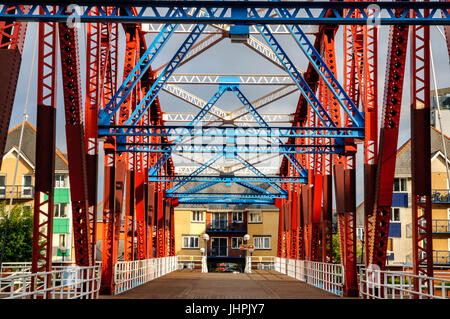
[0,201,34,262]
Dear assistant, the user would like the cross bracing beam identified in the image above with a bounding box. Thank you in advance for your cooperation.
[148,175,307,184]
[166,193,287,200]
[162,84,228,120]
[180,181,219,194]
[176,198,275,205]
[99,125,364,139]
[166,74,295,86]
[143,24,313,35]
[115,143,342,155]
[161,113,293,123]
[3,2,449,25]
[174,166,280,176]
[98,22,178,125]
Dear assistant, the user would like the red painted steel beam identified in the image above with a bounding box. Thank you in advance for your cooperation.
[368,17,409,271]
[31,16,58,297]
[0,6,27,169]
[58,21,92,266]
[100,139,116,294]
[410,6,434,294]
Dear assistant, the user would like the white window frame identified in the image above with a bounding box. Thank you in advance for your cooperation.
[393,178,407,192]
[22,175,33,197]
[254,236,270,250]
[231,237,243,249]
[391,207,401,222]
[182,235,199,249]
[54,203,68,218]
[232,212,243,223]
[0,174,6,198]
[191,211,205,223]
[55,173,67,188]
[249,211,262,223]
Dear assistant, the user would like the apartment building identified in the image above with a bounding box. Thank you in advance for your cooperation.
[0,121,73,262]
[174,184,279,271]
[357,126,450,267]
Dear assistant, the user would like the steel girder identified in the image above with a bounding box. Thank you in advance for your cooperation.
[149,175,307,184]
[1,2,449,25]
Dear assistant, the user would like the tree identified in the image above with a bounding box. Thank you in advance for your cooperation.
[0,201,33,262]
[332,233,363,264]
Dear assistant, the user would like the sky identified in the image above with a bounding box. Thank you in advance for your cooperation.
[8,19,450,206]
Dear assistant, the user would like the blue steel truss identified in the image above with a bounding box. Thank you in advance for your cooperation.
[166,193,287,200]
[2,2,449,25]
[98,22,178,125]
[99,125,364,139]
[149,175,307,183]
[117,143,342,155]
[177,198,275,205]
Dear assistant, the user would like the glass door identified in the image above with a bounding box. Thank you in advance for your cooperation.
[211,212,227,230]
[211,237,228,257]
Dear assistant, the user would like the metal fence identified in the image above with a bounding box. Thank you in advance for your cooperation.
[0,264,101,299]
[359,268,450,299]
[275,258,344,296]
[114,256,178,295]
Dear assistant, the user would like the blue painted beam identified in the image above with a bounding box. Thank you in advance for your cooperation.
[99,125,365,139]
[116,143,342,155]
[167,193,287,200]
[2,2,449,25]
[148,175,307,184]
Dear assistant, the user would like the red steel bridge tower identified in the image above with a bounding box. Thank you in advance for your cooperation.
[0,1,448,298]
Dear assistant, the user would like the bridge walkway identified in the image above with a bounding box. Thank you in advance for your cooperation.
[102,270,347,299]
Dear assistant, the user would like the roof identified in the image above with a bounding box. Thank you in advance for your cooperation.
[4,121,68,171]
[395,126,450,176]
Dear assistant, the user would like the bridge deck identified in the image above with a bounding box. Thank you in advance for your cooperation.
[102,270,343,299]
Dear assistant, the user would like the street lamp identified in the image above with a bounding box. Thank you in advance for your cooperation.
[202,234,209,273]
[249,248,254,273]
[59,247,67,263]
[244,234,250,273]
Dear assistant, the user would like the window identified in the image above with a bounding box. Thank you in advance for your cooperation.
[391,208,400,222]
[254,236,270,249]
[231,237,243,249]
[0,175,5,197]
[182,235,199,249]
[356,228,364,242]
[191,211,204,222]
[55,174,67,188]
[232,212,243,223]
[393,178,407,192]
[22,175,33,197]
[249,212,262,223]
[54,203,67,218]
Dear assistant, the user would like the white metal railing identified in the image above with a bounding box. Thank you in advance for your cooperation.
[275,258,344,296]
[177,255,203,270]
[114,256,178,295]
[359,268,450,299]
[250,256,275,270]
[0,264,101,299]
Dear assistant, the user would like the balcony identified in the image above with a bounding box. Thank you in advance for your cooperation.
[419,220,450,234]
[206,220,247,233]
[0,185,34,200]
[207,246,246,258]
[419,251,450,265]
[431,189,450,203]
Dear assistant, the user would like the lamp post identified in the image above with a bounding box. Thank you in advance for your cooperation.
[249,248,254,273]
[202,234,209,273]
[244,234,250,273]
[59,247,67,263]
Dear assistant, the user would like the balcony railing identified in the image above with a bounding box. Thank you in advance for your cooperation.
[207,246,246,258]
[0,185,34,200]
[420,251,450,265]
[206,220,246,232]
[431,189,450,203]
[419,220,450,234]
